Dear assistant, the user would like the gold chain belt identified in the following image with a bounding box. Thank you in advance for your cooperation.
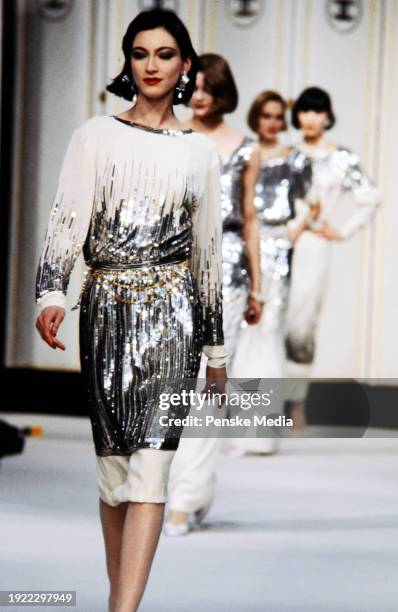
[72,259,190,308]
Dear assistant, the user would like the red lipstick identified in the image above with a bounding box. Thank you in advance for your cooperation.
[144,78,161,85]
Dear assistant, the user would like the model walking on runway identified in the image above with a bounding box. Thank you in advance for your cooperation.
[231,90,318,448]
[35,10,226,612]
[165,54,263,535]
[285,87,380,425]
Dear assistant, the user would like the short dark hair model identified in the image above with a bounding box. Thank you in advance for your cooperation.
[291,86,336,130]
[106,9,200,105]
[247,90,287,133]
[198,53,238,115]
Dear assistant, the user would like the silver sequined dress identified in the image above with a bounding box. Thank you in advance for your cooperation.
[35,116,225,456]
[286,146,380,369]
[232,148,312,378]
[220,137,253,366]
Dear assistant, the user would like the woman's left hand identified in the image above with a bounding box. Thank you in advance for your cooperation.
[244,296,263,325]
[201,366,227,406]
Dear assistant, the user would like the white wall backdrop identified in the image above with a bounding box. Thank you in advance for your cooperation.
[6,0,398,380]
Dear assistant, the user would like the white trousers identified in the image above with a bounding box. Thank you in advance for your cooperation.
[168,367,229,514]
[167,284,278,513]
[285,231,332,370]
[167,285,246,514]
[96,448,176,506]
[283,231,333,400]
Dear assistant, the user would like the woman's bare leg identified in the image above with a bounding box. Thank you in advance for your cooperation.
[99,498,128,612]
[115,502,165,612]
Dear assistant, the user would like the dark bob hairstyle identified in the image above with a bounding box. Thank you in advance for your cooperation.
[247,90,287,133]
[291,86,336,130]
[106,9,200,105]
[198,53,238,116]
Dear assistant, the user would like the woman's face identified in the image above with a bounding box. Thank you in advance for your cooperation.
[297,110,329,138]
[130,27,191,101]
[257,100,285,140]
[189,72,216,119]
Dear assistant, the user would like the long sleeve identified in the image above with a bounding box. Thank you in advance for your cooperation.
[190,146,226,368]
[336,149,380,240]
[35,126,96,311]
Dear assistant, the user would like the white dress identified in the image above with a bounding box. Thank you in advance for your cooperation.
[232,148,313,379]
[229,148,314,452]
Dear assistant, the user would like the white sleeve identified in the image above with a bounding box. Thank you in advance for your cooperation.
[190,146,227,368]
[35,127,96,311]
[338,151,380,240]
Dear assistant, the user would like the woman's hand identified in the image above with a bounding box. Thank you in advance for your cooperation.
[314,221,341,240]
[288,201,322,245]
[36,306,66,350]
[307,202,321,224]
[201,365,227,406]
[244,296,263,325]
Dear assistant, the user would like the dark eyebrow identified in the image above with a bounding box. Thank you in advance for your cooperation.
[131,46,178,52]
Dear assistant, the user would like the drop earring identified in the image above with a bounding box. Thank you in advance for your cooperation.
[121,73,136,94]
[175,72,190,100]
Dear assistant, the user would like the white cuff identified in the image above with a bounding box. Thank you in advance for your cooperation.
[36,290,66,312]
[203,345,227,368]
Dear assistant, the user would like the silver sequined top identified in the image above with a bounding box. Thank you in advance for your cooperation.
[221,136,254,232]
[35,115,225,360]
[219,137,254,292]
[254,148,312,227]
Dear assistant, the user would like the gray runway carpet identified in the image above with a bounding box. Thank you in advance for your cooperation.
[1,414,398,612]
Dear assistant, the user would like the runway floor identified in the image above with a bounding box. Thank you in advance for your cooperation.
[1,413,398,612]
